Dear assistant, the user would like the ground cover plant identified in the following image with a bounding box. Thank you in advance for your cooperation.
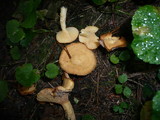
[0,0,160,120]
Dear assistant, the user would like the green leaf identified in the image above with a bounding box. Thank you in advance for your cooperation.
[120,102,129,109]
[45,63,59,79]
[108,0,118,2]
[115,84,123,94]
[6,20,25,43]
[113,105,124,113]
[118,74,128,83]
[15,63,40,87]
[21,11,37,28]
[10,46,21,60]
[119,50,131,61]
[110,54,119,64]
[82,114,95,120]
[0,80,8,102]
[92,0,107,5]
[123,86,132,98]
[17,0,34,16]
[152,110,160,120]
[20,30,36,47]
[131,5,160,64]
[152,91,160,112]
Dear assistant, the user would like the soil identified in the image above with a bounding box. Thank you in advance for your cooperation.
[0,0,160,120]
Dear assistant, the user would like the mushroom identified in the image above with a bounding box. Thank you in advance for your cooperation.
[79,26,99,49]
[18,84,36,95]
[100,32,127,52]
[59,43,97,76]
[37,73,75,120]
[56,7,79,43]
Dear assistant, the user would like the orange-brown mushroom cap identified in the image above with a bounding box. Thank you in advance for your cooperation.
[59,43,97,76]
[100,32,127,52]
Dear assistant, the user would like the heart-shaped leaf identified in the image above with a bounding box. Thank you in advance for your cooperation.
[15,63,40,87]
[45,63,59,79]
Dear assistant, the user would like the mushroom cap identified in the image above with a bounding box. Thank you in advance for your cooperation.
[59,43,97,76]
[37,86,69,104]
[100,32,127,51]
[79,26,99,49]
[56,27,79,43]
[18,84,36,95]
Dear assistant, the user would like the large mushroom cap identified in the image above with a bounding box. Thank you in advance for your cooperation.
[59,43,97,76]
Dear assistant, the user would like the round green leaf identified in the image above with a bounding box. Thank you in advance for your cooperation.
[118,74,128,83]
[123,86,132,98]
[45,63,59,79]
[15,63,40,87]
[6,20,25,43]
[110,54,119,64]
[21,11,37,28]
[131,5,160,64]
[115,84,123,94]
[152,91,160,112]
[10,46,21,60]
[0,80,8,102]
[119,50,131,61]
[92,0,107,5]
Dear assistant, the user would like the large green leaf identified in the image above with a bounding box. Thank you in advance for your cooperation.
[0,80,8,102]
[15,63,40,87]
[152,91,160,112]
[131,5,160,64]
[6,20,25,43]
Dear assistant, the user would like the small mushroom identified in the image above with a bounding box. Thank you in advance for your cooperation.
[56,7,79,43]
[18,84,36,95]
[100,32,127,52]
[37,73,75,120]
[79,26,99,49]
[59,43,97,76]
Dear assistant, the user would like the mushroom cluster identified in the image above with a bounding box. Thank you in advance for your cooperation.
[37,6,128,120]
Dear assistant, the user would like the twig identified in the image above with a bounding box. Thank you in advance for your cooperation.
[128,79,143,87]
[92,13,103,26]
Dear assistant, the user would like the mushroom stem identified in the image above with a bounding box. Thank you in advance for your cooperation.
[60,7,67,31]
[62,101,76,120]
[62,73,74,91]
